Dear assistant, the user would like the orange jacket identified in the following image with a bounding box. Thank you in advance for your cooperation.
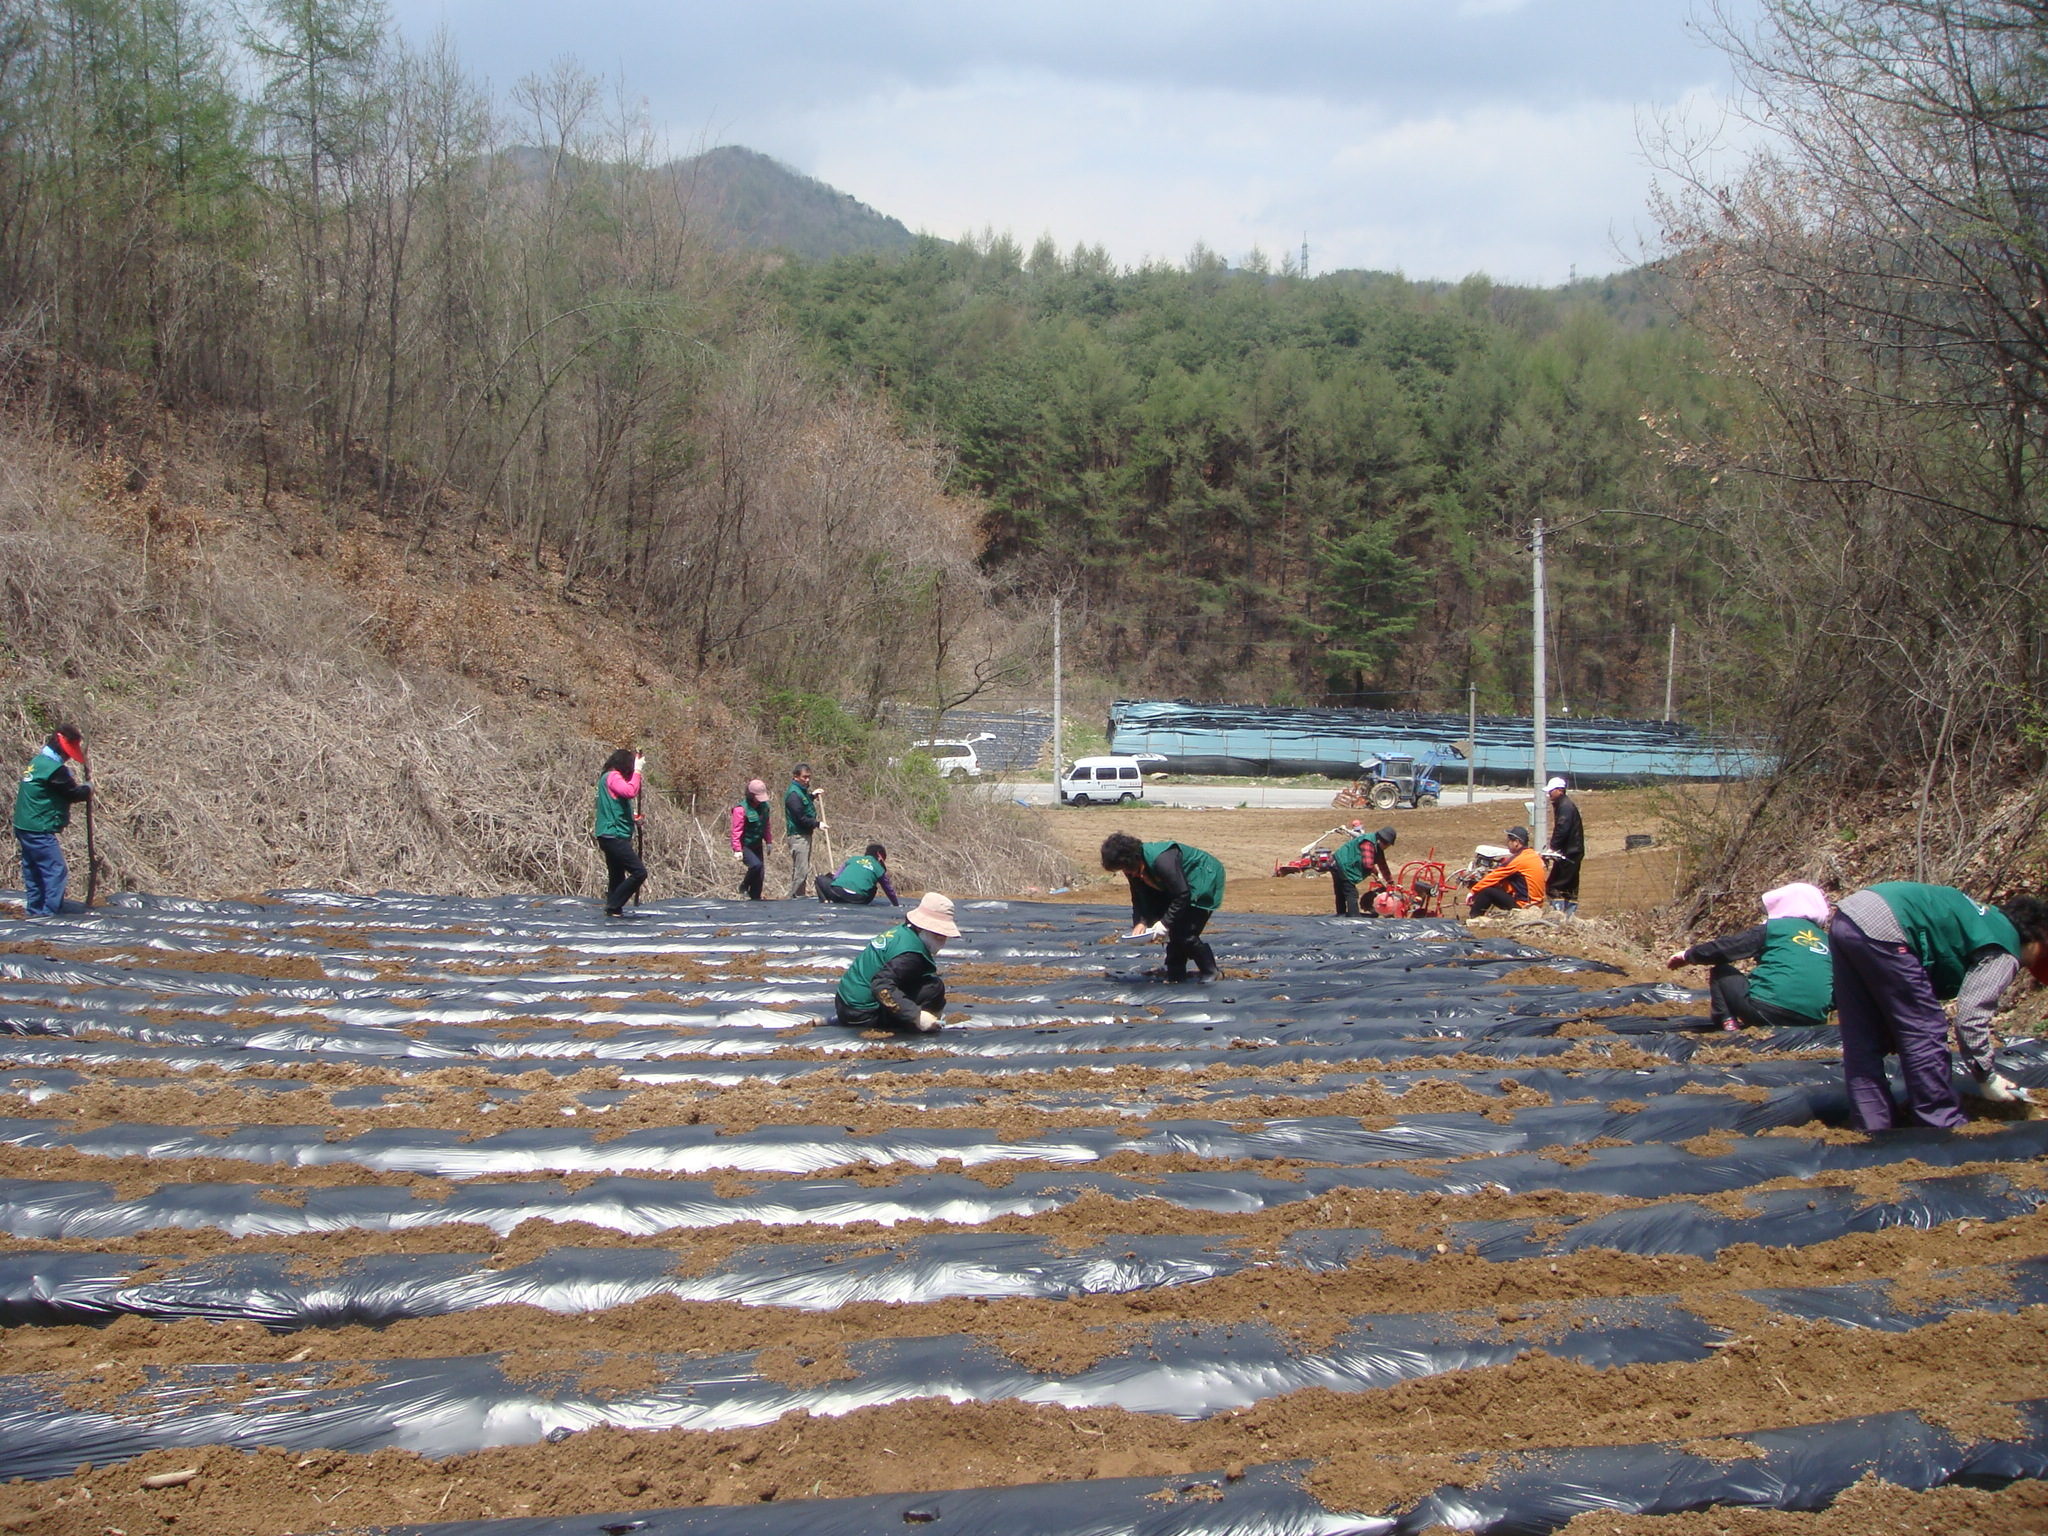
[1471,846,1547,906]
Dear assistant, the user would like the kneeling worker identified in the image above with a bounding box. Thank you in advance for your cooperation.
[1668,882,1833,1032]
[1101,831,1226,983]
[1331,825,1396,916]
[833,892,960,1032]
[817,844,900,906]
[1465,826,1547,917]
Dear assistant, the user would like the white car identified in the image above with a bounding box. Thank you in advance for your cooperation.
[908,737,985,779]
[1058,754,1160,805]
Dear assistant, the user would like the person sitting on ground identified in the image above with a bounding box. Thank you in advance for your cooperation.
[730,778,773,901]
[1829,882,2048,1131]
[1331,824,1397,916]
[817,843,900,906]
[12,725,91,919]
[592,747,646,918]
[1668,881,1834,1032]
[832,892,961,1032]
[1544,776,1584,916]
[1100,831,1226,983]
[1464,826,1547,917]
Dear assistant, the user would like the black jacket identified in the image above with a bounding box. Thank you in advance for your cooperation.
[1548,795,1585,863]
[785,786,819,836]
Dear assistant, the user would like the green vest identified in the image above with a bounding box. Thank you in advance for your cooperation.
[785,780,818,835]
[1139,840,1225,912]
[1867,882,2021,999]
[12,748,77,834]
[836,924,931,1010]
[1749,917,1833,1021]
[835,854,885,898]
[739,797,771,847]
[1331,833,1372,884]
[593,772,635,840]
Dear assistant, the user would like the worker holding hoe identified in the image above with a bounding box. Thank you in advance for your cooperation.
[1331,825,1397,916]
[784,763,822,900]
[1101,831,1225,983]
[592,746,646,918]
[1462,826,1547,917]
[832,892,961,1032]
[12,725,91,918]
[1544,777,1584,917]
[1668,881,1833,1032]
[1828,882,2047,1130]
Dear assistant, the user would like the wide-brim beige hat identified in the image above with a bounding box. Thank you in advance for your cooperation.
[905,892,961,938]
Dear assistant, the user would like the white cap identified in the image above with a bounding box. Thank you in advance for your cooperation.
[1545,777,1568,793]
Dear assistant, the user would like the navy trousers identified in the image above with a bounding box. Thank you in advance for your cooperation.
[13,830,65,917]
[1829,912,1964,1130]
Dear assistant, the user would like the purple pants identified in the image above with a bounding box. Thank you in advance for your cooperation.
[1828,912,1964,1131]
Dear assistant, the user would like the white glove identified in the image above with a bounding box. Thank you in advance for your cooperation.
[731,850,744,862]
[914,1010,941,1032]
[1147,921,1168,938]
[1981,1072,2023,1103]
[633,754,645,775]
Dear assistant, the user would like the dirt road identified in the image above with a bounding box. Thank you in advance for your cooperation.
[1024,787,1683,919]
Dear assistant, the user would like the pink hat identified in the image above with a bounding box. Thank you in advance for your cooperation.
[746,779,768,797]
[904,892,961,938]
[1762,882,1829,924]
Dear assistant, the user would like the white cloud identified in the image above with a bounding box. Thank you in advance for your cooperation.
[790,72,1728,283]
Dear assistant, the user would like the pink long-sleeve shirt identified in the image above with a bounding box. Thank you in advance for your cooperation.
[730,799,772,851]
[605,770,642,803]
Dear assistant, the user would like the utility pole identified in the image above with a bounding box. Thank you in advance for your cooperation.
[1466,681,1477,804]
[1051,594,1064,781]
[1663,623,1677,722]
[1531,517,1549,856]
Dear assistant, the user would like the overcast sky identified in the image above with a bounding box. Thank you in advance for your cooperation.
[385,0,1756,285]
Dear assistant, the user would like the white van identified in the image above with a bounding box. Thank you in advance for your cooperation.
[1058,755,1154,805]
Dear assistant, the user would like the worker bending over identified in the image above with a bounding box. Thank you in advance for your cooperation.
[1829,882,2046,1130]
[1464,826,1547,916]
[1101,831,1225,984]
[833,893,961,1032]
[817,844,900,906]
[1332,825,1396,916]
[1669,882,1833,1032]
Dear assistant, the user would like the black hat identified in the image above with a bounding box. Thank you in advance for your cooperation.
[1506,825,1530,844]
[1375,826,1397,845]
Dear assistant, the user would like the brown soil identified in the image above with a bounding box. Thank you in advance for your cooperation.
[0,877,2039,1536]
[1030,791,1682,922]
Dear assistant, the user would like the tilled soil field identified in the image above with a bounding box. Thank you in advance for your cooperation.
[0,891,2043,1535]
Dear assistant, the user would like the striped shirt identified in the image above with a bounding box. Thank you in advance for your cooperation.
[1838,890,2012,1078]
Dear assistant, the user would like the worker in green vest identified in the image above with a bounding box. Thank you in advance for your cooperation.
[833,892,961,1031]
[591,747,645,918]
[784,764,822,899]
[729,778,773,900]
[1331,824,1396,915]
[1100,831,1225,983]
[13,725,92,918]
[1829,882,2048,1129]
[817,843,900,905]
[1668,881,1833,1031]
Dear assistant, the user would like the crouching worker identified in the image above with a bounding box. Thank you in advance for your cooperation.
[817,844,900,906]
[1830,883,2048,1131]
[1101,831,1225,983]
[833,892,961,1032]
[1332,825,1396,916]
[1465,826,1546,917]
[1669,882,1833,1032]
